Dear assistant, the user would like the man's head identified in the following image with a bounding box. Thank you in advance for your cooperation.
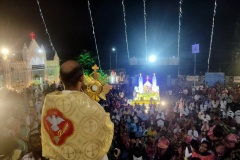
[60,60,84,90]
[29,133,42,153]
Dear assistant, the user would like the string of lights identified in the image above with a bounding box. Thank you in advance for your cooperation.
[143,0,148,61]
[87,0,101,70]
[36,0,57,54]
[207,0,218,72]
[122,0,130,59]
[178,0,183,75]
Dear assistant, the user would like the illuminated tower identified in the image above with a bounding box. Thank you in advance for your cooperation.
[139,73,143,93]
[152,73,157,92]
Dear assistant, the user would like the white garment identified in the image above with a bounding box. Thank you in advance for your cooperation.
[183,89,188,95]
[212,100,219,109]
[35,101,43,115]
[173,128,181,134]
[168,90,172,96]
[185,145,192,158]
[194,95,200,101]
[200,104,207,112]
[133,115,139,124]
[156,113,165,128]
[149,107,155,115]
[174,104,180,113]
[188,129,199,140]
[220,100,227,111]
[205,100,211,110]
[235,110,240,124]
[102,155,109,160]
[189,102,195,109]
[227,95,233,103]
[133,155,143,160]
[182,106,189,116]
[201,114,211,123]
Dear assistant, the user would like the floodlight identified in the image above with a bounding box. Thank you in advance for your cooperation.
[149,55,156,62]
[1,48,9,55]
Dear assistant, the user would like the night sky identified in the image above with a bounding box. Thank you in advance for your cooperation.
[1,0,240,75]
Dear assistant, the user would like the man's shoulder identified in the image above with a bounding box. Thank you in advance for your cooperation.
[45,91,89,98]
[44,91,102,108]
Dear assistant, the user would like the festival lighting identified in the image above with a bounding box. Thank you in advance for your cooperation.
[36,0,57,54]
[38,49,42,53]
[178,0,183,75]
[1,48,9,61]
[87,0,101,69]
[161,101,165,106]
[122,0,130,59]
[149,55,156,63]
[143,0,148,61]
[207,0,218,72]
[1,48,9,55]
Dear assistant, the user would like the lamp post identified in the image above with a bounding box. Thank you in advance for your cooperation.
[110,50,111,70]
[112,47,117,69]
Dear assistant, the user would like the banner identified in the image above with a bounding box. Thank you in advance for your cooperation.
[186,76,198,81]
[32,64,45,70]
[205,72,225,87]
[129,57,179,65]
[234,76,240,83]
[192,44,200,54]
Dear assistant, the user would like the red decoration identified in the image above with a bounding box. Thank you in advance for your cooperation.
[43,109,74,146]
[30,32,35,40]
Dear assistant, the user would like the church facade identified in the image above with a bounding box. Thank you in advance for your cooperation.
[0,37,60,92]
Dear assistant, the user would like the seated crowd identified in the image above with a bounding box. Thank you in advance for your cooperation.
[0,83,240,160]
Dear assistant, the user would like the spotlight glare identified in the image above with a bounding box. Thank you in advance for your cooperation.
[161,101,165,105]
[149,55,156,63]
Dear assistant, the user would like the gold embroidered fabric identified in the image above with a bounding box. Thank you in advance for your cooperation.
[41,91,114,160]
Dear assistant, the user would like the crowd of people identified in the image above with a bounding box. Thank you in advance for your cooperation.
[105,84,240,160]
[1,78,240,160]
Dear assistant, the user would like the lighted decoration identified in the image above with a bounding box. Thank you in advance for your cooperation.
[36,1,57,54]
[132,74,160,106]
[109,70,119,84]
[122,0,130,59]
[207,0,218,72]
[83,64,110,102]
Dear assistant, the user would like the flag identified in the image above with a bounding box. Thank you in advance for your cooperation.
[192,44,200,54]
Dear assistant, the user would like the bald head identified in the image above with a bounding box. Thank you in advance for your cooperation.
[60,60,79,73]
[60,60,84,89]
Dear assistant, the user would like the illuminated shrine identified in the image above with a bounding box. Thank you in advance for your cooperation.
[0,33,60,92]
[132,74,160,106]
[109,70,119,84]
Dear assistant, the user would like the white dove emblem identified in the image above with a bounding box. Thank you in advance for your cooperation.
[46,115,65,131]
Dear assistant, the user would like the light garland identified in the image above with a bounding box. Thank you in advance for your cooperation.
[207,0,218,72]
[143,0,148,61]
[178,0,183,75]
[122,0,130,59]
[87,0,101,70]
[36,0,57,54]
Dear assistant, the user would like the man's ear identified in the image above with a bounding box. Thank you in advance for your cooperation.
[79,75,84,82]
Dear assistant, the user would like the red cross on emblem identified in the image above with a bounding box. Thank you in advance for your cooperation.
[30,32,35,40]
